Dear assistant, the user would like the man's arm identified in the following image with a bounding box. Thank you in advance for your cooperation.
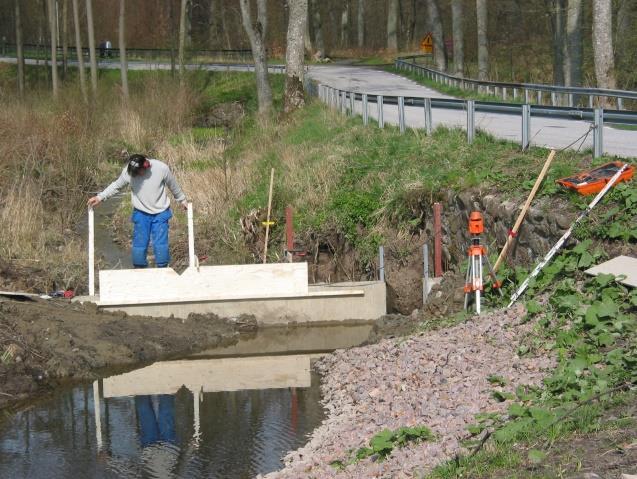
[88,168,129,207]
[164,168,187,206]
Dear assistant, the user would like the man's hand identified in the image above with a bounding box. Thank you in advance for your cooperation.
[87,196,102,208]
[181,200,189,211]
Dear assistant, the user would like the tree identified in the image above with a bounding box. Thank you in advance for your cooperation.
[564,0,582,87]
[239,0,273,115]
[285,0,308,112]
[14,0,25,98]
[72,0,88,102]
[451,0,464,76]
[86,0,98,94]
[179,0,188,82]
[340,1,349,48]
[387,0,399,51]
[592,0,616,92]
[47,0,59,98]
[119,0,129,99]
[549,0,566,85]
[311,0,325,58]
[62,0,69,75]
[208,0,219,48]
[357,0,364,48]
[425,0,446,71]
[476,0,489,80]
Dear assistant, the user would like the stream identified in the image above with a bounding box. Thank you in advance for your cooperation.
[0,322,374,478]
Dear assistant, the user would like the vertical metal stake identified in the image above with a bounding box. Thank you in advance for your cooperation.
[378,246,385,282]
[398,96,406,133]
[433,203,443,277]
[93,380,102,450]
[378,95,384,128]
[362,94,368,125]
[521,104,531,151]
[88,206,95,297]
[594,108,604,159]
[422,244,430,305]
[187,202,195,268]
[466,100,475,144]
[423,98,432,135]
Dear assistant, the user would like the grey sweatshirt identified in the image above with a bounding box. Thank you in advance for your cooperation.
[97,159,187,214]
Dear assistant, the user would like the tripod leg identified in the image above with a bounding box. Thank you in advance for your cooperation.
[476,255,482,314]
[464,259,472,310]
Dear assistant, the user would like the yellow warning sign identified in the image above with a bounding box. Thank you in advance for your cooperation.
[420,33,433,54]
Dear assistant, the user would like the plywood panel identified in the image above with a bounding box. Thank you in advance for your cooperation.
[102,355,311,397]
[99,262,308,304]
[585,255,637,288]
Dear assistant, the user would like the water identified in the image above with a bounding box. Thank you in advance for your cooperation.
[0,323,374,479]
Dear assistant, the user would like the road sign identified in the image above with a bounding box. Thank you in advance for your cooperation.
[420,33,433,54]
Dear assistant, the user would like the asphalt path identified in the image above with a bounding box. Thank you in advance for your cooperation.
[3,58,635,157]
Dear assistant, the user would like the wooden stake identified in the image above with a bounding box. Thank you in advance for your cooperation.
[263,168,275,264]
[493,149,556,273]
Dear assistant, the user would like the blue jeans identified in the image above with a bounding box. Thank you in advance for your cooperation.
[131,208,172,268]
[134,395,176,447]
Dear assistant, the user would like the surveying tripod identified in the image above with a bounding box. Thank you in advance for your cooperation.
[463,212,502,314]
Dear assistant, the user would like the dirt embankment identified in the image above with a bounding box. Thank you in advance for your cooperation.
[0,297,256,411]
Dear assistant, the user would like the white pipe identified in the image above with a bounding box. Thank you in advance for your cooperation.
[93,380,102,450]
[193,387,201,445]
[187,202,195,268]
[88,207,95,296]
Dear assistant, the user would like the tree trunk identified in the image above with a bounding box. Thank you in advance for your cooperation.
[62,0,68,75]
[549,0,565,85]
[340,1,349,48]
[616,0,633,64]
[72,0,87,101]
[85,0,98,94]
[312,0,325,58]
[239,0,273,116]
[119,0,129,99]
[564,0,582,87]
[357,0,364,48]
[208,0,218,48]
[47,0,59,98]
[285,0,307,113]
[387,0,399,51]
[451,0,464,76]
[592,0,616,92]
[425,0,446,71]
[409,0,416,46]
[304,0,312,54]
[179,0,188,82]
[476,0,489,80]
[15,0,25,98]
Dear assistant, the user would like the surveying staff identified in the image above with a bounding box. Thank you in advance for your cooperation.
[87,154,188,268]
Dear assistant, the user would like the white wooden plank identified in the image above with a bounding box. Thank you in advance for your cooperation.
[99,262,308,304]
[585,255,637,288]
[102,355,311,397]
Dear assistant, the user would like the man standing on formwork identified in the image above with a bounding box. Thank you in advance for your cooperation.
[87,154,188,268]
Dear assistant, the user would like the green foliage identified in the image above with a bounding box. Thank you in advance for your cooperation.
[595,182,637,242]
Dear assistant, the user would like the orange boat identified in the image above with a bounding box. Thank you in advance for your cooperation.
[556,161,634,195]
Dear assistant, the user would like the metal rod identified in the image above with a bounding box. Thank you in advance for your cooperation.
[594,108,604,158]
[422,244,430,305]
[398,96,405,133]
[423,98,432,134]
[378,246,385,282]
[93,380,102,450]
[466,100,475,144]
[88,206,95,296]
[362,93,368,125]
[433,203,442,277]
[378,95,384,128]
[187,202,195,268]
[521,104,531,151]
[285,206,294,263]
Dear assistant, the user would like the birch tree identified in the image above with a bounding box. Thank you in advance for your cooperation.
[15,0,25,98]
[86,0,98,94]
[119,0,129,99]
[425,0,446,71]
[451,0,464,76]
[72,0,87,101]
[476,0,489,80]
[47,0,59,98]
[592,0,616,92]
[285,0,308,112]
[62,0,68,75]
[387,0,399,51]
[239,0,273,115]
[340,1,349,48]
[564,0,582,87]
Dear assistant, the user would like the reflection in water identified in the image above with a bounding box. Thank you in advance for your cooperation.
[0,323,375,478]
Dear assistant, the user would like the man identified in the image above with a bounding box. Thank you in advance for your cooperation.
[88,154,188,268]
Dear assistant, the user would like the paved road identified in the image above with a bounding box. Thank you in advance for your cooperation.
[307,65,637,158]
[3,58,635,157]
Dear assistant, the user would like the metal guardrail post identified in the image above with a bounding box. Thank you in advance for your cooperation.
[568,93,574,107]
[423,98,432,135]
[378,245,385,282]
[466,100,475,144]
[521,104,531,151]
[594,108,604,158]
[502,87,507,100]
[341,91,347,115]
[551,91,557,106]
[537,91,542,104]
[618,98,624,110]
[350,92,355,116]
[513,88,518,100]
[589,95,594,108]
[398,96,406,133]
[378,95,384,128]
[524,89,530,104]
[362,94,368,125]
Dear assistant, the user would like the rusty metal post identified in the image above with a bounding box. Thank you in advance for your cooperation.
[433,202,443,277]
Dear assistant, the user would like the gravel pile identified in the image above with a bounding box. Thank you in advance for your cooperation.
[263,304,556,478]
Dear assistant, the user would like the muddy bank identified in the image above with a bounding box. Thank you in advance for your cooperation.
[263,304,555,478]
[0,297,256,412]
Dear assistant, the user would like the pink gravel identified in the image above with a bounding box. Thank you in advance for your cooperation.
[262,304,556,478]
